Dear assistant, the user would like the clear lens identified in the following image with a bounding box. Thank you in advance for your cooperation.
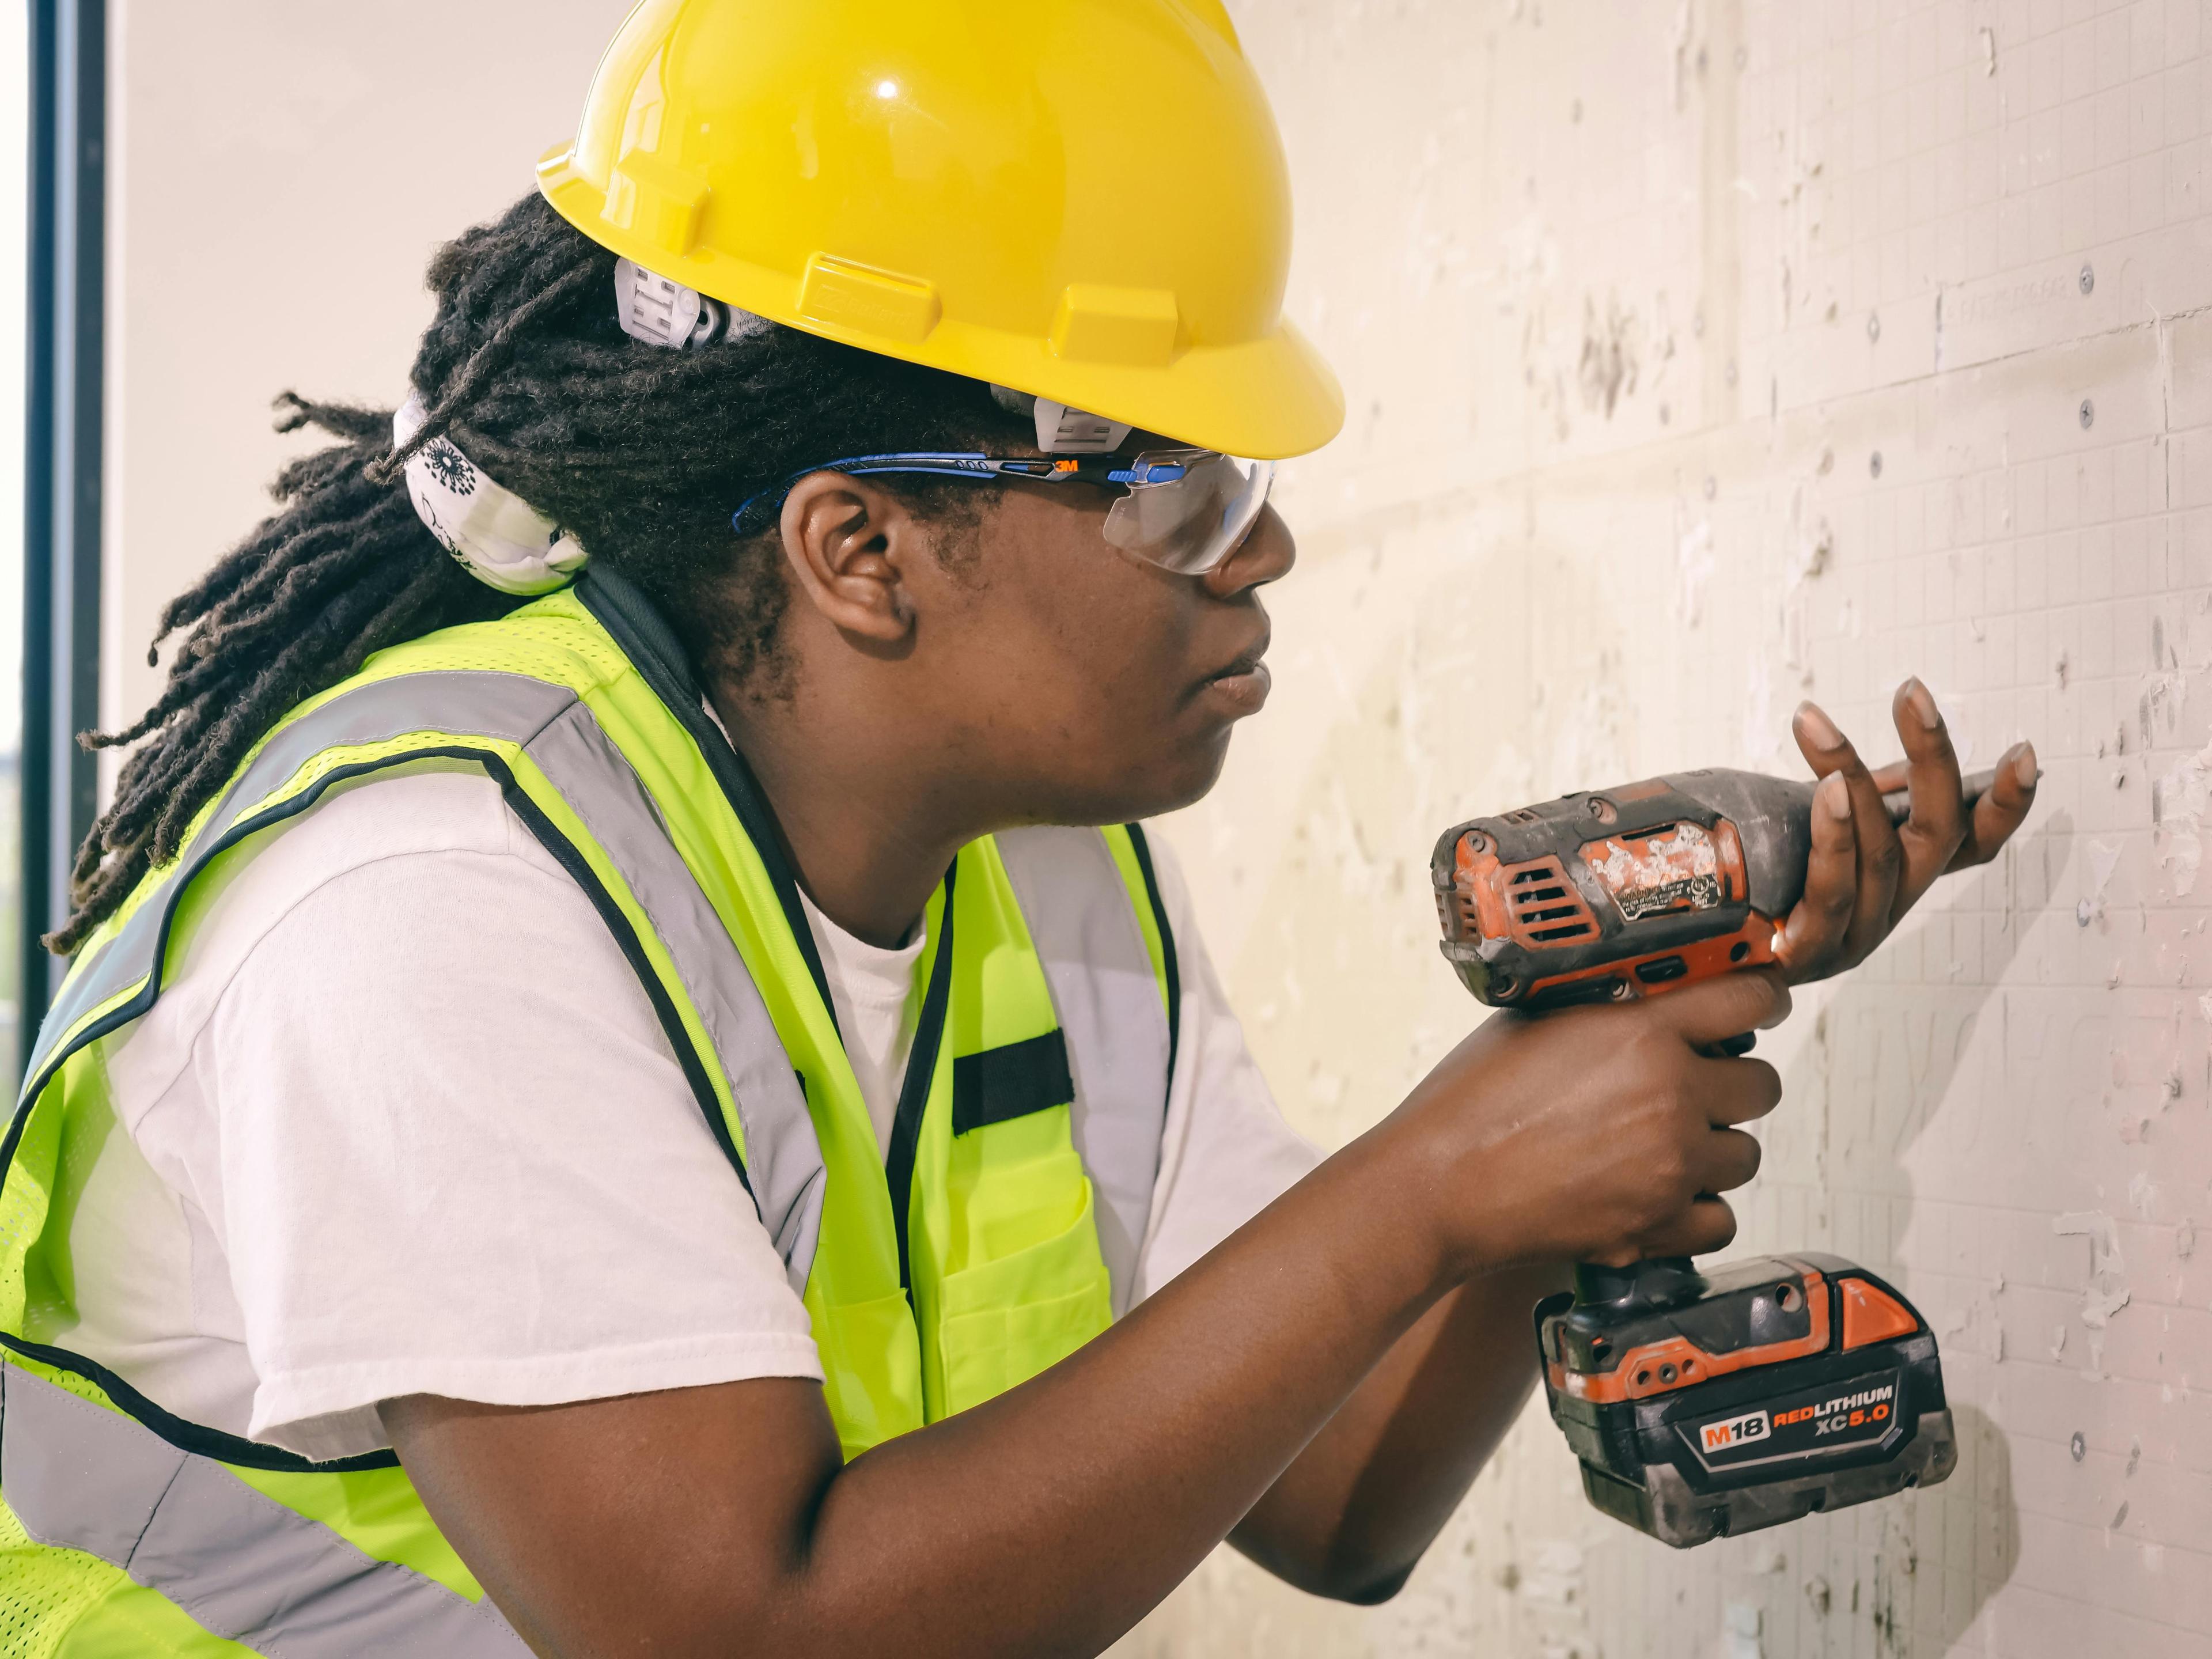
[1101,450,1277,575]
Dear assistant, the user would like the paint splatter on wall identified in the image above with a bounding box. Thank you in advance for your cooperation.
[1119,0,2212,1653]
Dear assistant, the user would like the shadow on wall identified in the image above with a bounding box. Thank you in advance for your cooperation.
[1770,1402,2018,1658]
[1762,813,2066,1656]
[1777,810,2072,1210]
[1933,1402,2021,1654]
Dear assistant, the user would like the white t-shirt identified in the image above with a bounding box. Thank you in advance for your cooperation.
[62,767,1319,1464]
[798,890,923,1160]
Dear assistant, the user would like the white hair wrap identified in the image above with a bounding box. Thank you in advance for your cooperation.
[393,395,588,596]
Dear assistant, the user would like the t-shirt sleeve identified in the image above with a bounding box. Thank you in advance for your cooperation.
[194,780,820,1461]
[1127,832,1323,1305]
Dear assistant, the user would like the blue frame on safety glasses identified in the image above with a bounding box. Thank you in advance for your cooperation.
[732,448,1277,577]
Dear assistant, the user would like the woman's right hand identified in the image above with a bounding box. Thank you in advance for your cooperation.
[1388,969,1790,1277]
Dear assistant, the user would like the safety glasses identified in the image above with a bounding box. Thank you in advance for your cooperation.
[732,448,1277,577]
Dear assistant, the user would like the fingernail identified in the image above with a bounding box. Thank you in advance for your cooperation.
[1903,677,1942,730]
[1796,700,1845,751]
[1818,771,1852,821]
[2011,740,2039,789]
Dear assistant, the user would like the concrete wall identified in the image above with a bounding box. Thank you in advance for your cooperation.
[1126,1,2212,1654]
[105,1,2210,1654]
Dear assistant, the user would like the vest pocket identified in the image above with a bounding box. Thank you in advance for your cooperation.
[934,1179,1112,1418]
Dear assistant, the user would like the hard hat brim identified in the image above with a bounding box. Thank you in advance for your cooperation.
[539,149,1345,462]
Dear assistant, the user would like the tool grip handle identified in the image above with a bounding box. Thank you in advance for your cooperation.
[1573,1256,1705,1309]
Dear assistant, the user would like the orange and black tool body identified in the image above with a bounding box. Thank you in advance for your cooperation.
[1431,765,2001,1011]
[1533,1256,1955,1547]
[1430,768,1816,1010]
[1434,767,1988,1546]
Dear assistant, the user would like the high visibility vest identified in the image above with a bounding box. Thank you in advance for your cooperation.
[0,571,1180,1657]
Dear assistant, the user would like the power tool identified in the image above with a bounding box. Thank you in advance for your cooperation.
[1430,767,1995,1547]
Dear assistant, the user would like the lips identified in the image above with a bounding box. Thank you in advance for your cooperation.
[1200,622,1271,686]
[1208,646,1267,683]
[1193,628,1272,716]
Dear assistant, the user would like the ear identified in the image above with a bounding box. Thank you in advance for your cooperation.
[775,472,925,643]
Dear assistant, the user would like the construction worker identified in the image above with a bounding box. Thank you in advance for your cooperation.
[0,2,2035,1654]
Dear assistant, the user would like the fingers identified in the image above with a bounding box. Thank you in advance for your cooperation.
[1690,1124,1764,1192]
[1784,688,2040,978]
[1625,1087,1766,1260]
[1777,771,1858,978]
[1792,699,1905,964]
[1950,739,2039,869]
[1639,1197,1740,1260]
[1613,1131,1758,1264]
[1886,677,1969,913]
[1698,1054,1782,1126]
[1646,968,1793,1047]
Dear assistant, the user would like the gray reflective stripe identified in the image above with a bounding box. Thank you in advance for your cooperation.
[28,672,578,1090]
[29,669,829,1286]
[0,1365,530,1657]
[995,827,1172,1317]
[532,703,824,1291]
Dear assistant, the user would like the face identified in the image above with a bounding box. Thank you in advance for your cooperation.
[934,474,1296,825]
[768,441,1297,832]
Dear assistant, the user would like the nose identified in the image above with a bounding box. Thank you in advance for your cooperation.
[1201,502,1296,599]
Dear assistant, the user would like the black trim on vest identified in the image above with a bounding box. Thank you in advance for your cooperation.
[575,570,839,1039]
[952,1031,1075,1137]
[0,743,753,1473]
[0,1336,400,1474]
[579,571,976,1309]
[492,768,753,1204]
[1123,824,1181,1107]
[884,858,957,1300]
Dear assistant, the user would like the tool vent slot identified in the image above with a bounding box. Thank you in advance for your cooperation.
[1437,890,1468,938]
[1454,889,1487,937]
[1509,860,1597,944]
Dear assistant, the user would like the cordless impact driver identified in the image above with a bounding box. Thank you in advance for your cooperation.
[1431,767,1989,1547]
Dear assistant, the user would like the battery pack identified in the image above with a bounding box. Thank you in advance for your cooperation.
[1533,1253,1957,1548]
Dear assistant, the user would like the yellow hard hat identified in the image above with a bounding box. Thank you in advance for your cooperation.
[536,0,1342,461]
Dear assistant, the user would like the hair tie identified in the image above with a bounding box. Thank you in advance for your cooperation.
[393,395,588,595]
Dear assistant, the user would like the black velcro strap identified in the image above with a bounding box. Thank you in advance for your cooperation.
[952,1031,1075,1136]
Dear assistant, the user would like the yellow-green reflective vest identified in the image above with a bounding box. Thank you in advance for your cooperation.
[0,572,1181,1657]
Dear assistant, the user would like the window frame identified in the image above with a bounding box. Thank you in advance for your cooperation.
[20,0,106,1074]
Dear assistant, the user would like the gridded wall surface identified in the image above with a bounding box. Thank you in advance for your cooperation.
[1124,1,2212,1654]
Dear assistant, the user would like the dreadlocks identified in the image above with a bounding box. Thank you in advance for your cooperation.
[53,191,1025,954]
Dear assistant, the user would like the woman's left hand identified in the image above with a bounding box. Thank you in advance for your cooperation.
[1777,677,2038,983]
